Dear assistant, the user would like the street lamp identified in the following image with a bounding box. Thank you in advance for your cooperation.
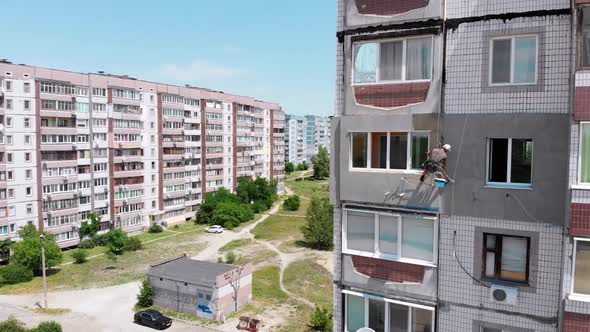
[39,234,48,310]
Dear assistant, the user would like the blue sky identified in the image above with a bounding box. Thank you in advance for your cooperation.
[1,1,336,116]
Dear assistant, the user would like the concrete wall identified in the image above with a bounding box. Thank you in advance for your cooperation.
[441,113,569,225]
[438,215,563,332]
[446,0,569,19]
[344,0,442,28]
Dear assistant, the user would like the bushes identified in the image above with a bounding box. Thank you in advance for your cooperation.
[148,223,164,234]
[32,321,62,332]
[125,237,143,252]
[136,279,156,308]
[225,251,238,264]
[309,306,333,332]
[78,239,95,249]
[0,317,62,332]
[92,233,109,247]
[71,250,88,264]
[0,264,34,285]
[105,229,128,256]
[283,195,301,211]
[0,238,12,263]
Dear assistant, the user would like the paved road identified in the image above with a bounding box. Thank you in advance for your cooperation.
[0,282,218,332]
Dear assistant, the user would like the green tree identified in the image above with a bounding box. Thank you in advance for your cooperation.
[0,238,13,263]
[72,250,88,264]
[78,212,101,240]
[296,161,309,171]
[236,177,258,204]
[12,225,63,276]
[105,229,128,256]
[301,197,333,250]
[309,306,333,332]
[311,146,330,180]
[196,188,241,224]
[285,162,295,174]
[136,279,156,308]
[283,195,301,211]
[211,202,244,229]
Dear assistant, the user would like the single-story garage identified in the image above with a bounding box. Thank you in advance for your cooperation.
[147,254,253,321]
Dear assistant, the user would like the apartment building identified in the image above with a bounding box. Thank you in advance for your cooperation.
[0,62,284,248]
[333,1,576,331]
[285,114,331,165]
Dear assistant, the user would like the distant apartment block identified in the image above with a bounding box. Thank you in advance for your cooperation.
[285,114,330,165]
[0,61,284,248]
[333,0,583,331]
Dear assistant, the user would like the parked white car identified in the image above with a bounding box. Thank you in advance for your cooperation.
[204,225,224,234]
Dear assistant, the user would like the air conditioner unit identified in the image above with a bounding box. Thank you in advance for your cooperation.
[490,284,518,306]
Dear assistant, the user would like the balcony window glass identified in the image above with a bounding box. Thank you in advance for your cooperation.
[347,211,375,252]
[406,37,433,80]
[582,8,590,67]
[379,215,398,255]
[346,295,365,332]
[573,239,590,295]
[389,303,408,332]
[352,133,368,168]
[491,36,537,84]
[368,299,385,332]
[580,123,590,183]
[402,216,434,262]
[389,133,408,169]
[371,132,388,169]
[411,133,429,169]
[354,43,378,83]
[379,41,403,81]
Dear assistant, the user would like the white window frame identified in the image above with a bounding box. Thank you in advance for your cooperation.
[349,131,430,173]
[578,122,590,187]
[343,290,435,332]
[489,34,538,86]
[352,35,434,86]
[485,138,533,189]
[570,237,590,301]
[342,208,438,267]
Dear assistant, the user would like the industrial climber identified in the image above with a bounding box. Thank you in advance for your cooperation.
[420,144,451,183]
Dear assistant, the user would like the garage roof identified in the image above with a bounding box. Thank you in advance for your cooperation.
[147,256,237,287]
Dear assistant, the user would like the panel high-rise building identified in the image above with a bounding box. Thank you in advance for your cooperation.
[285,114,330,165]
[0,61,284,247]
[332,0,587,331]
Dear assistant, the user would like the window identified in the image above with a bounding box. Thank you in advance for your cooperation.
[24,118,30,127]
[23,82,30,93]
[6,136,12,145]
[5,99,12,110]
[353,36,433,84]
[8,189,14,199]
[26,187,32,196]
[25,169,32,180]
[24,100,30,110]
[5,80,12,91]
[7,153,12,163]
[6,117,12,127]
[26,204,32,214]
[25,152,31,162]
[345,293,434,332]
[490,35,537,85]
[487,138,533,186]
[351,132,429,171]
[9,206,15,216]
[344,209,436,265]
[572,238,590,297]
[483,233,530,283]
[580,123,590,184]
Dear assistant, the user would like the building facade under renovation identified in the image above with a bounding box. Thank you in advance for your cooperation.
[332,0,587,331]
[0,62,285,248]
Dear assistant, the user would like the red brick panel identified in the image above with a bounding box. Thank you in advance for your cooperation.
[571,203,590,236]
[353,82,430,109]
[351,255,424,283]
[355,0,429,16]
[564,312,590,332]
[575,87,590,121]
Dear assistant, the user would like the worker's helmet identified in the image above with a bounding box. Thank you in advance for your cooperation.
[443,144,451,151]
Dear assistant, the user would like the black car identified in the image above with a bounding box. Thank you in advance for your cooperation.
[134,309,172,330]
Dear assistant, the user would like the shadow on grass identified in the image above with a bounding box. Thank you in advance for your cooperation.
[292,240,332,251]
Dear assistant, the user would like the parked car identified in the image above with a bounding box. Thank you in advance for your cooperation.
[134,309,172,330]
[205,225,224,233]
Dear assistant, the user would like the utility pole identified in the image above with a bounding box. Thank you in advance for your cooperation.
[40,234,48,310]
[229,266,245,312]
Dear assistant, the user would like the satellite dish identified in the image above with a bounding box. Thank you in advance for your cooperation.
[357,328,375,332]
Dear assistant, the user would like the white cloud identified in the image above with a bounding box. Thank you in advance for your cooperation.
[156,60,246,84]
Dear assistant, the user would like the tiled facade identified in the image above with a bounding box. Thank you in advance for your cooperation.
[333,0,582,331]
[0,62,284,247]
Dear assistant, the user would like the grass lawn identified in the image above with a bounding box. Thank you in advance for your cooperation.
[62,246,106,264]
[286,179,329,199]
[278,302,314,332]
[0,231,206,295]
[283,259,333,308]
[278,197,309,217]
[219,239,254,252]
[252,266,288,305]
[252,215,306,243]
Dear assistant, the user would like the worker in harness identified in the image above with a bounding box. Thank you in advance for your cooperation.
[420,144,451,183]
